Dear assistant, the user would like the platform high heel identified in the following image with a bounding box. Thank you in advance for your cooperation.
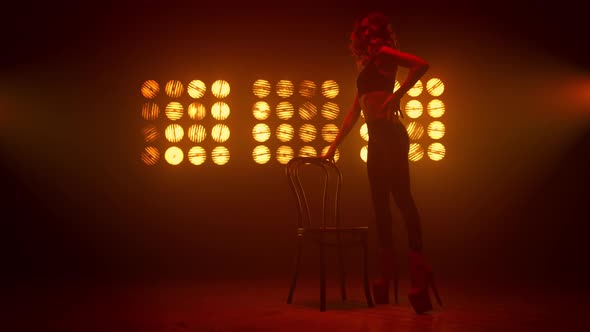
[408,251,442,314]
[372,248,399,304]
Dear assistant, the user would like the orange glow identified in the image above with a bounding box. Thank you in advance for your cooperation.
[141,80,159,99]
[407,80,423,97]
[298,146,317,157]
[393,80,400,93]
[276,123,294,142]
[321,124,339,143]
[188,102,206,120]
[406,121,425,140]
[142,124,159,143]
[360,145,368,162]
[141,146,160,165]
[188,80,207,99]
[165,102,184,121]
[321,146,340,162]
[212,146,230,165]
[276,101,294,120]
[165,80,184,98]
[212,80,230,98]
[211,124,230,143]
[321,102,340,120]
[298,102,317,120]
[427,99,445,118]
[409,143,424,162]
[428,143,446,161]
[253,79,271,98]
[321,80,339,99]
[165,146,184,165]
[253,145,271,164]
[427,121,446,140]
[405,100,423,119]
[360,123,369,141]
[299,80,317,98]
[276,80,294,98]
[298,124,317,143]
[188,124,207,143]
[426,78,445,97]
[252,123,271,142]
[276,145,294,164]
[141,102,160,120]
[211,102,230,120]
[252,101,271,120]
[188,146,207,165]
[165,124,184,143]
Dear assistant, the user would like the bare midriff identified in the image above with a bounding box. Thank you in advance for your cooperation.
[359,90,401,124]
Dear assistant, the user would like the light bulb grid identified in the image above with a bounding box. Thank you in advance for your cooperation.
[139,79,232,166]
[251,79,343,164]
[360,77,447,163]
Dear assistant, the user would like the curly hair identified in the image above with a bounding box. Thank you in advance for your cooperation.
[349,11,399,67]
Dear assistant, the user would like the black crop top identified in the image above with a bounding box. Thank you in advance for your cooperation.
[356,58,396,96]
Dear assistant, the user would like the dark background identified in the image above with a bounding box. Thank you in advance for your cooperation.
[2,1,588,288]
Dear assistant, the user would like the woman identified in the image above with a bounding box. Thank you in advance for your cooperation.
[321,10,441,314]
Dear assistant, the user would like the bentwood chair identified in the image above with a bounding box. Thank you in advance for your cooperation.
[285,157,374,312]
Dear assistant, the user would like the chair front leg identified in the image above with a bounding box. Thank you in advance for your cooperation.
[320,233,326,312]
[287,236,303,304]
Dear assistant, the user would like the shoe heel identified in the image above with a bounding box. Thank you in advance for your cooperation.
[408,287,433,314]
[372,279,390,304]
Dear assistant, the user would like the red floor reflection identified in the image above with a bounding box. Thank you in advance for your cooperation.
[3,275,586,332]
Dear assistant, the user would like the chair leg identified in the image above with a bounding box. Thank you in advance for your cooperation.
[287,237,303,304]
[320,236,326,312]
[337,233,347,301]
[362,234,375,308]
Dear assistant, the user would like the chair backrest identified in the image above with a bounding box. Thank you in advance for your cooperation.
[285,157,342,229]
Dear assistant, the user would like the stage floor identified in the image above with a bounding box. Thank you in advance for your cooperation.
[4,275,585,332]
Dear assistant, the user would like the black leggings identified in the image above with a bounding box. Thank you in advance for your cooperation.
[366,119,422,251]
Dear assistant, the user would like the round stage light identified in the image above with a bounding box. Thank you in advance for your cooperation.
[142,124,159,143]
[299,80,317,98]
[276,123,294,142]
[188,124,207,143]
[141,102,159,120]
[253,145,271,164]
[212,146,230,165]
[253,123,271,142]
[252,101,271,120]
[212,80,230,98]
[276,80,294,98]
[141,80,159,99]
[409,143,424,162]
[165,80,183,98]
[188,146,207,165]
[188,80,206,98]
[211,124,230,143]
[165,124,184,143]
[404,100,423,119]
[211,102,230,120]
[165,146,184,165]
[426,78,445,97]
[188,102,206,120]
[165,102,184,121]
[321,80,339,99]
[276,145,294,165]
[141,146,160,165]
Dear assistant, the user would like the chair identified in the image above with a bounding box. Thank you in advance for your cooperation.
[285,157,374,311]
